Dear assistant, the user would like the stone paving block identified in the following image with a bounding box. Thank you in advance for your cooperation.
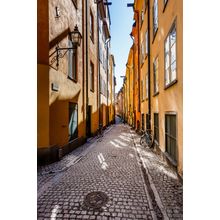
[38,124,182,220]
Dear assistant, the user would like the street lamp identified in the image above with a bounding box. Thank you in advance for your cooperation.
[50,25,82,68]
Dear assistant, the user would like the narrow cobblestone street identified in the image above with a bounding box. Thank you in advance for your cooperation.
[38,119,183,220]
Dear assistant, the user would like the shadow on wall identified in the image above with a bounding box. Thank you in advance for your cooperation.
[37,101,115,166]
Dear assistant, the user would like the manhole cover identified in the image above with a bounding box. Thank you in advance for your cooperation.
[83,191,109,209]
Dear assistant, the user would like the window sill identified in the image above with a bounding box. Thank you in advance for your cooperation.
[164,79,177,90]
[152,28,158,44]
[68,75,77,83]
[153,91,159,97]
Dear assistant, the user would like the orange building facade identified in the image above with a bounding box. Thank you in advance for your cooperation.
[123,0,183,177]
[37,0,115,165]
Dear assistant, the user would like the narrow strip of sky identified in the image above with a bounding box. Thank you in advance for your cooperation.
[109,0,134,94]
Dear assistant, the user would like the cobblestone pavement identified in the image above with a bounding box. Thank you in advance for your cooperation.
[38,123,155,220]
[130,130,183,220]
[38,121,183,220]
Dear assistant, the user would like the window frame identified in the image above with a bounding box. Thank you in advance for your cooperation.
[90,9,94,43]
[68,102,78,141]
[152,0,159,40]
[90,61,95,92]
[165,113,178,164]
[145,73,149,99]
[141,114,145,131]
[153,56,159,95]
[164,20,177,89]
[154,113,159,144]
[145,31,148,58]
[68,39,77,82]
[141,80,144,102]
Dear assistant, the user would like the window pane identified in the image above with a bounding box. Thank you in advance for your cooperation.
[69,103,78,141]
[165,37,169,53]
[146,74,148,98]
[165,69,170,85]
[165,53,169,70]
[171,62,176,81]
[72,52,76,80]
[153,0,158,33]
[170,27,176,46]
[145,32,148,54]
[68,40,73,78]
[171,43,176,64]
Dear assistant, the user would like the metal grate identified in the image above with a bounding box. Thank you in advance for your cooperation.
[83,191,109,210]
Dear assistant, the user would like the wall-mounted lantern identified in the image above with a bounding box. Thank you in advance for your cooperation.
[50,25,82,68]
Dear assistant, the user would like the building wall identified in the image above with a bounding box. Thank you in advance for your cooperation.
[88,0,99,135]
[48,0,85,149]
[150,0,183,176]
[98,4,111,128]
[132,0,183,176]
[125,48,134,127]
[37,0,50,148]
[109,54,116,124]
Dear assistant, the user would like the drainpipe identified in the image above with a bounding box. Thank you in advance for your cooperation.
[147,1,151,130]
[85,0,89,138]
[82,0,86,135]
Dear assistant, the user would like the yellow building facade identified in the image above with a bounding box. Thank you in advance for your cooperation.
[38,0,114,165]
[109,54,116,124]
[124,0,183,177]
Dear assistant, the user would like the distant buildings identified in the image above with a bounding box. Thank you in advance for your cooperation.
[37,0,116,165]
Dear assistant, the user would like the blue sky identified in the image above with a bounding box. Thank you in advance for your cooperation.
[109,0,134,93]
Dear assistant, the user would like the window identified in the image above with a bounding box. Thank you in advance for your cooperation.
[153,57,159,94]
[68,39,77,81]
[146,73,148,99]
[141,42,145,64]
[90,10,94,42]
[165,114,177,162]
[145,31,148,55]
[141,114,145,131]
[141,80,144,101]
[154,113,159,144]
[141,10,144,24]
[90,62,94,91]
[146,114,150,130]
[165,23,177,87]
[153,0,158,36]
[69,103,78,141]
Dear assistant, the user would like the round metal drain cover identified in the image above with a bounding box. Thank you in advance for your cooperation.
[84,191,109,209]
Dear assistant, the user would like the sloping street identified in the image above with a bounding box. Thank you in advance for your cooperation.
[37,119,183,220]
